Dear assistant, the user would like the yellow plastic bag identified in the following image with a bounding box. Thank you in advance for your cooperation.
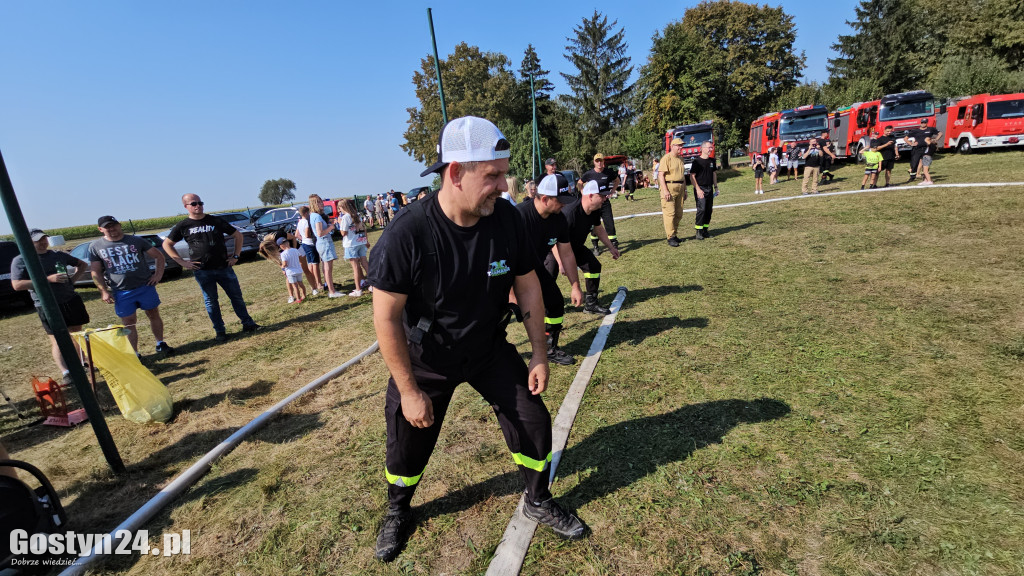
[73,326,173,424]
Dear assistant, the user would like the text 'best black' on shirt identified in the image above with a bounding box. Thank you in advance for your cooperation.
[368,193,533,363]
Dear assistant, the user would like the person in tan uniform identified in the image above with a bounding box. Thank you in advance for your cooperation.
[658,137,688,246]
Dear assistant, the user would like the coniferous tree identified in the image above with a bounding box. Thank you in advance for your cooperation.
[561,11,633,157]
[520,44,555,100]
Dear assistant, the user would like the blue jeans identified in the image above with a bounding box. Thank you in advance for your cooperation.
[193,267,255,334]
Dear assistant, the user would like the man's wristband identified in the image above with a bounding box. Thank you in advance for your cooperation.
[231,254,240,259]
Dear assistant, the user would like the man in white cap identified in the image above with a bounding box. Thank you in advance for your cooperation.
[368,116,588,562]
[515,172,583,366]
[555,180,620,315]
[10,228,91,384]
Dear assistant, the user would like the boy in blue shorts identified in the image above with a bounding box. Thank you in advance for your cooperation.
[89,215,174,357]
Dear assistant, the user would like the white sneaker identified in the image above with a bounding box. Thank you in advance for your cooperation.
[917,180,931,186]
[287,296,296,303]
[311,289,319,297]
[348,290,363,297]
[328,292,344,298]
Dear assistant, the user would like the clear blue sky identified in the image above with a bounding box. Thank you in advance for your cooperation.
[0,0,858,233]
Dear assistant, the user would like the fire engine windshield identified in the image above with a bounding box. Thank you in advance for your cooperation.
[677,130,713,147]
[879,99,934,121]
[987,100,1024,120]
[779,114,828,136]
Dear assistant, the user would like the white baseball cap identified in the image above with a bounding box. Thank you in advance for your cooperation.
[582,180,604,196]
[420,116,512,177]
[536,174,576,202]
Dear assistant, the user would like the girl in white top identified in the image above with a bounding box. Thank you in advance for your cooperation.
[338,198,370,297]
[295,206,323,296]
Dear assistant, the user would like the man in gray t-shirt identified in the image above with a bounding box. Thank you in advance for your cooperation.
[10,228,91,384]
[89,215,174,356]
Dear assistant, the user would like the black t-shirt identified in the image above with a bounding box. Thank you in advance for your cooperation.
[803,148,823,168]
[873,135,897,160]
[910,127,939,152]
[690,157,717,190]
[563,198,603,248]
[624,168,636,184]
[368,193,533,362]
[817,138,835,159]
[515,197,569,270]
[581,168,618,195]
[167,214,236,270]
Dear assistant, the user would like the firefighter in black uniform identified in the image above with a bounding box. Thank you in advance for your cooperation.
[579,153,620,254]
[368,116,587,563]
[817,130,838,184]
[551,180,620,315]
[689,141,719,239]
[516,173,583,365]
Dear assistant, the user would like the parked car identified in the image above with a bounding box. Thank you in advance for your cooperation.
[67,234,185,287]
[156,228,260,263]
[252,207,301,238]
[0,241,32,306]
[245,207,273,223]
[214,211,255,232]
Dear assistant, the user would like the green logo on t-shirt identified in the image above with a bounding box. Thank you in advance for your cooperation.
[487,260,510,277]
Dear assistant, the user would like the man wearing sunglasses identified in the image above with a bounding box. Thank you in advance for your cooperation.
[164,194,260,341]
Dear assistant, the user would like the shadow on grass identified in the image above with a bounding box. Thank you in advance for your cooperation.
[413,398,789,522]
[706,220,763,238]
[621,284,702,306]
[560,398,790,507]
[60,411,323,537]
[563,316,708,353]
[175,379,276,414]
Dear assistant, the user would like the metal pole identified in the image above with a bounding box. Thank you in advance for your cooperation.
[427,8,448,125]
[530,73,539,181]
[0,147,124,473]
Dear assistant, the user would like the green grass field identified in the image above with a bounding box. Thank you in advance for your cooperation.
[1,151,1022,575]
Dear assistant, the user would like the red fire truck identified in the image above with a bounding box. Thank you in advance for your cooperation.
[944,92,1024,153]
[748,111,781,157]
[874,90,949,153]
[664,120,715,171]
[830,100,880,159]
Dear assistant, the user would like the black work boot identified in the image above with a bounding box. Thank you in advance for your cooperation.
[667,236,680,247]
[375,508,414,562]
[695,229,705,240]
[546,328,576,365]
[583,293,611,315]
[523,497,589,540]
[591,238,600,257]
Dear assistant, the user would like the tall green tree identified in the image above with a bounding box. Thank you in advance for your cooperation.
[402,42,527,166]
[827,0,934,95]
[520,44,555,100]
[258,178,296,205]
[637,1,804,164]
[561,11,633,157]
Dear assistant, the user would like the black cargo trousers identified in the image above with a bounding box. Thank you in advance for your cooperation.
[384,340,553,511]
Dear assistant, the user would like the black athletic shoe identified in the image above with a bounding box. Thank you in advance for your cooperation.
[870,185,878,189]
[375,508,414,562]
[215,332,229,342]
[155,342,175,355]
[702,229,711,238]
[667,236,680,247]
[547,347,576,366]
[523,497,588,540]
[584,301,611,315]
[908,175,917,182]
[242,324,263,333]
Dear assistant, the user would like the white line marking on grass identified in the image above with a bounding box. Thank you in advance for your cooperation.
[612,181,1024,221]
[60,341,380,576]
[486,287,629,576]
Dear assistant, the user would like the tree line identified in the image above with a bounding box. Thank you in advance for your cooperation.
[402,0,1023,178]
